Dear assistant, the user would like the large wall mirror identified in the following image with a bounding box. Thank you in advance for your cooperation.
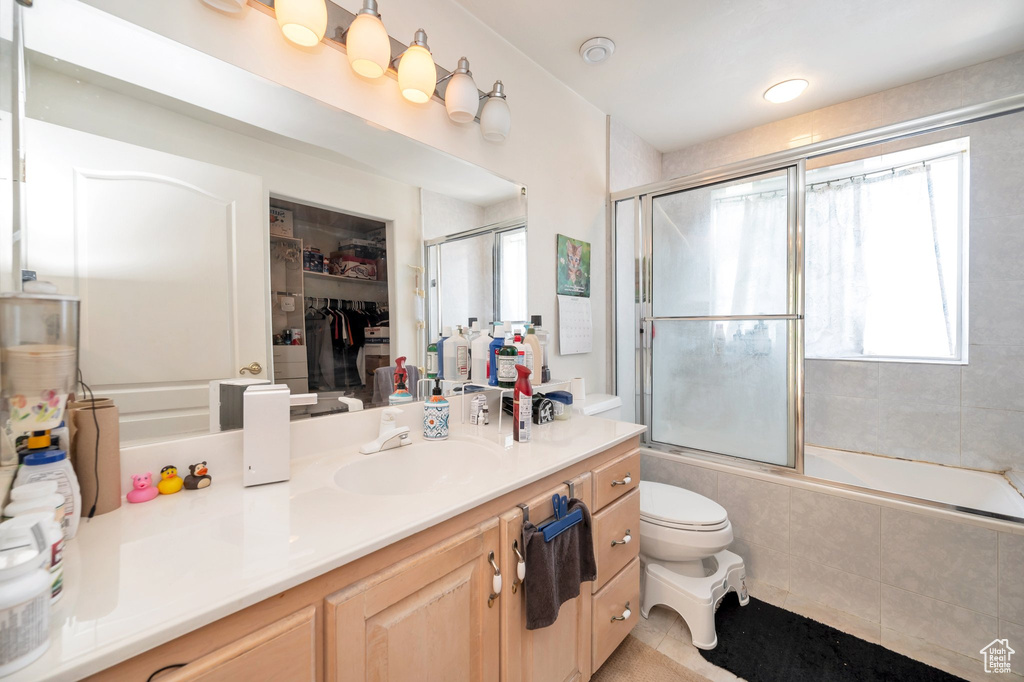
[14,1,525,445]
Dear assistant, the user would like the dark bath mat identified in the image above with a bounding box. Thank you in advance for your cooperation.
[699,594,964,681]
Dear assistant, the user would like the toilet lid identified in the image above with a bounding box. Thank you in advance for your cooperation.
[639,481,729,530]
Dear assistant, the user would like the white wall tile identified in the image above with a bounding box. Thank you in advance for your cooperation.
[962,345,1024,411]
[972,147,1024,220]
[749,113,813,158]
[879,71,963,125]
[661,141,705,181]
[970,281,1024,345]
[961,407,1024,472]
[640,454,718,501]
[1000,619,1024,676]
[812,93,884,143]
[805,359,878,398]
[717,472,790,551]
[881,627,994,682]
[970,214,1024,283]
[729,537,789,590]
[999,533,1024,626]
[790,488,880,579]
[880,584,998,661]
[878,400,961,466]
[790,557,880,623]
[878,363,961,407]
[804,393,879,453]
[880,508,998,615]
[962,51,1024,106]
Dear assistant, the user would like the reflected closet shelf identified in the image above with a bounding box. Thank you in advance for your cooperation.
[303,271,388,286]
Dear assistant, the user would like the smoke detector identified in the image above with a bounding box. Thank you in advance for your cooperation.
[579,37,615,65]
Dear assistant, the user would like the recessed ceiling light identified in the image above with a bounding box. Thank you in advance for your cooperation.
[580,37,615,65]
[764,79,808,103]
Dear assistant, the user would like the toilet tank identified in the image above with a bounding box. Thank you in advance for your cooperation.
[573,393,622,420]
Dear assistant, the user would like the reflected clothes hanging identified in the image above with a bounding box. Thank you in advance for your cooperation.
[305,316,335,390]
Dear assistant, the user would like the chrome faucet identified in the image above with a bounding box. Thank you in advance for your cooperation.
[360,407,412,454]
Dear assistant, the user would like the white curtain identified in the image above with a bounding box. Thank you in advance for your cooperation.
[711,191,789,313]
[804,156,960,359]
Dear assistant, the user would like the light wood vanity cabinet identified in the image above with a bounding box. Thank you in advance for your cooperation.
[103,437,640,682]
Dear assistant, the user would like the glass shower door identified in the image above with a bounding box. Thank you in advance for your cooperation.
[645,165,802,468]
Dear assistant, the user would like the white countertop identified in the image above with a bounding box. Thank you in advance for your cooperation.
[25,412,644,681]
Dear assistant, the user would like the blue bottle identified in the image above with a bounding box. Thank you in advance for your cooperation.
[488,322,506,386]
[437,326,451,380]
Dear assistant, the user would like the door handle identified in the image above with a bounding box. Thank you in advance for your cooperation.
[239,362,263,375]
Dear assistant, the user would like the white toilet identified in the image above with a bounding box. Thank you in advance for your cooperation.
[638,481,749,650]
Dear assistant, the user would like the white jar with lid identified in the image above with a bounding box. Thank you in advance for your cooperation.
[0,514,63,603]
[14,450,80,539]
[3,481,65,525]
[0,522,50,676]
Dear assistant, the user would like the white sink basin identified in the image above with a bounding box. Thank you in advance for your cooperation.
[335,438,503,496]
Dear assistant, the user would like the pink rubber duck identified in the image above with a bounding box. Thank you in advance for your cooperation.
[127,473,159,504]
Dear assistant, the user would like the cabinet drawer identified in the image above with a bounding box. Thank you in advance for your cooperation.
[592,450,640,511]
[272,345,306,362]
[591,558,640,671]
[273,361,307,379]
[593,489,640,590]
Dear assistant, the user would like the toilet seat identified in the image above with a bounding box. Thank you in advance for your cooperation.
[639,481,729,531]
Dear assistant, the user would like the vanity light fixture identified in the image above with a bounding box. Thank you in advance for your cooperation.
[479,81,511,142]
[397,29,437,104]
[444,58,479,123]
[198,0,247,14]
[275,0,328,47]
[345,0,391,79]
[763,79,808,104]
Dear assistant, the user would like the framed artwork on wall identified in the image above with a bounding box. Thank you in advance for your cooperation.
[556,234,591,297]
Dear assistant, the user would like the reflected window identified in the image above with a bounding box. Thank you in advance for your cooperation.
[805,138,969,362]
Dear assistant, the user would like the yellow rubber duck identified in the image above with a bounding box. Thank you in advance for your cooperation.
[158,465,184,495]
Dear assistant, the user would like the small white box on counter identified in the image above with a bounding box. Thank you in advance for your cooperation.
[270,207,294,237]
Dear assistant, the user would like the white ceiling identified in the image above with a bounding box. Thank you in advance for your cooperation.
[453,0,1024,152]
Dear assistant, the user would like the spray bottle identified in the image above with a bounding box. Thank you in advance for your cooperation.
[513,364,533,443]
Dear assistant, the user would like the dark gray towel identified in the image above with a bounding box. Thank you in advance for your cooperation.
[522,498,597,630]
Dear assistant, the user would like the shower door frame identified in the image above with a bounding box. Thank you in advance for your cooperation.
[634,161,805,474]
[611,91,1024,478]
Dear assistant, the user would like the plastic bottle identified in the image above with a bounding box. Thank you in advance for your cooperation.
[512,330,534,379]
[513,364,533,443]
[531,315,551,383]
[0,513,63,603]
[524,326,543,386]
[497,328,519,389]
[437,326,451,380]
[3,481,64,525]
[466,318,481,345]
[426,339,438,379]
[14,451,80,540]
[449,327,470,382]
[471,324,492,384]
[423,379,450,441]
[0,522,50,676]
[488,323,506,387]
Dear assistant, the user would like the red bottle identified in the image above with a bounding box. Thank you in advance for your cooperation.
[514,364,533,443]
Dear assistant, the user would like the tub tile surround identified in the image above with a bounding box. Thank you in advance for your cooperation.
[641,451,1024,680]
[644,50,1024,479]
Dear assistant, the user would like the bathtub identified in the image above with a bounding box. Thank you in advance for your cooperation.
[804,445,1024,520]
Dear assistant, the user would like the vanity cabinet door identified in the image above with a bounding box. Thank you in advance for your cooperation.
[153,606,317,681]
[324,519,501,682]
[499,474,593,682]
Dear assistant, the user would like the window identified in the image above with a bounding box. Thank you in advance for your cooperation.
[804,138,969,362]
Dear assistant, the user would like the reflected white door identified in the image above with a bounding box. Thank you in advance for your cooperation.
[26,120,268,442]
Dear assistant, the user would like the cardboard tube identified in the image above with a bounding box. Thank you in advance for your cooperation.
[70,402,121,516]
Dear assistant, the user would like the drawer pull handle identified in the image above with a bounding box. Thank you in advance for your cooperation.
[611,602,632,622]
[611,530,632,547]
[511,540,526,593]
[487,551,502,607]
[611,473,632,487]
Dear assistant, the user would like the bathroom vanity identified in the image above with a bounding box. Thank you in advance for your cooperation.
[29,410,643,681]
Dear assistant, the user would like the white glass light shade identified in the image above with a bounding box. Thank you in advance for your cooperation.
[346,13,390,79]
[445,72,479,123]
[199,0,247,14]
[763,79,808,103]
[398,45,436,104]
[480,95,510,142]
[275,0,327,47]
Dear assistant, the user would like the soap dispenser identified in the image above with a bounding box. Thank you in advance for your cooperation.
[423,379,449,440]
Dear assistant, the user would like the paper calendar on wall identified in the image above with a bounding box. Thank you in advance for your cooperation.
[557,294,592,355]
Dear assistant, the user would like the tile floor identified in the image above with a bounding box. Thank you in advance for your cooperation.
[625,580,1017,682]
